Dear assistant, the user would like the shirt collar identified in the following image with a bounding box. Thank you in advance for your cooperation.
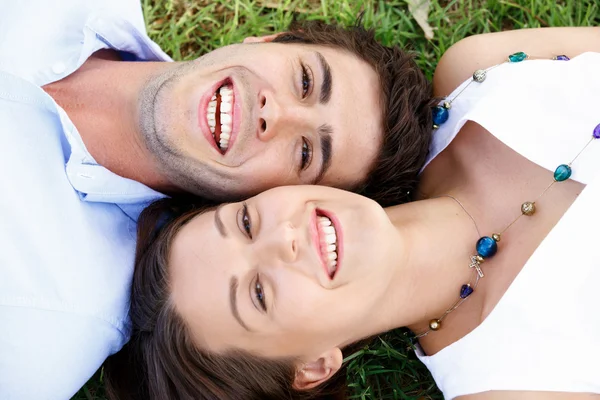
[60,15,171,221]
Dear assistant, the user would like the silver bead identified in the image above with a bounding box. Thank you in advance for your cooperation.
[443,101,452,109]
[473,69,487,83]
[433,124,439,130]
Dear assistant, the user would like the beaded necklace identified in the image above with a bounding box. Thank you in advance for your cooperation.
[414,52,600,339]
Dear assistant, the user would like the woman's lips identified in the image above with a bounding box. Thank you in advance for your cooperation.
[312,208,342,280]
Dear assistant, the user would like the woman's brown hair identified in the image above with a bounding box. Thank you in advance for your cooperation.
[103,196,372,400]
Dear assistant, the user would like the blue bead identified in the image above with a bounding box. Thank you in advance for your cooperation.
[554,55,570,61]
[460,284,474,299]
[432,106,450,126]
[593,123,600,139]
[476,236,498,258]
[554,164,572,182]
[508,52,528,62]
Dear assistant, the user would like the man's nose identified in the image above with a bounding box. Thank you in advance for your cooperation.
[257,92,311,141]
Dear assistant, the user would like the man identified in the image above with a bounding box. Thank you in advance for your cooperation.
[0,0,432,398]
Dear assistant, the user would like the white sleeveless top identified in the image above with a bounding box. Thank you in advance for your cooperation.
[417,52,600,399]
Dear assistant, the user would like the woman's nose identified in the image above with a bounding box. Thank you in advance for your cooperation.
[258,221,298,264]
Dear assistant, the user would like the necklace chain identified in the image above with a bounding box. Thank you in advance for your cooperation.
[413,52,600,339]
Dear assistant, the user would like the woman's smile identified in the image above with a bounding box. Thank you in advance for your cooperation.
[312,208,342,280]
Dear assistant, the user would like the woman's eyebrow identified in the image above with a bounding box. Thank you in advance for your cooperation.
[230,276,251,332]
[214,204,227,237]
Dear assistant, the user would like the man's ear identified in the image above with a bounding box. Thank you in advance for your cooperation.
[292,348,343,391]
[242,33,283,44]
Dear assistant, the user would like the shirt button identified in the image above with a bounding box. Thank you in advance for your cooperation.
[51,62,66,74]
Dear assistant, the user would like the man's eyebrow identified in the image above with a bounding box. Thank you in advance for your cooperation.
[316,52,332,104]
[214,204,227,237]
[313,124,333,184]
[230,276,251,332]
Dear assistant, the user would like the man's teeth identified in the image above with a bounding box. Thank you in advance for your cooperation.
[318,216,338,274]
[207,84,233,151]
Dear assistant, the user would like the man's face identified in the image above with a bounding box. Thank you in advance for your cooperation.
[139,38,383,199]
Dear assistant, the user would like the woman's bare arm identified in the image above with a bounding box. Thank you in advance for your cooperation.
[433,27,600,97]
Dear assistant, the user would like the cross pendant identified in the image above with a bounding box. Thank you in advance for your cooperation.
[469,256,484,278]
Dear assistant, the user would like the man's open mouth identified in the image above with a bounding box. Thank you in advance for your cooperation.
[207,82,234,153]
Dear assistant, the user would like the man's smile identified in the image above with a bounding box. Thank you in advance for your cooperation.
[198,78,241,156]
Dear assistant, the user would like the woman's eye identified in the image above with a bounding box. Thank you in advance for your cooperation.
[255,277,267,312]
[241,203,252,239]
[300,63,312,99]
[300,137,313,171]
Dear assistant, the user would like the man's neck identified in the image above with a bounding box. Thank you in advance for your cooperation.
[42,50,179,193]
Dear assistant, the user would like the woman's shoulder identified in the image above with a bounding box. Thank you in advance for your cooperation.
[433,33,495,97]
[434,27,600,97]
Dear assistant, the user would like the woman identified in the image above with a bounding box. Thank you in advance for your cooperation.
[105,30,600,399]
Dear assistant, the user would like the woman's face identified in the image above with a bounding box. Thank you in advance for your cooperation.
[169,185,400,361]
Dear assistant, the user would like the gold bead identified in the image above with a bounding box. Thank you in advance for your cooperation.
[521,201,536,216]
[429,319,442,331]
[475,255,484,263]
[433,124,439,130]
[492,233,501,242]
[443,101,452,109]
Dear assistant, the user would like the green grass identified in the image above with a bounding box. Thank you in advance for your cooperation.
[72,0,599,399]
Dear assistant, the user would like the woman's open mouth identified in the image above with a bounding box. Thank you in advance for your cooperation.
[315,211,340,279]
[206,82,234,153]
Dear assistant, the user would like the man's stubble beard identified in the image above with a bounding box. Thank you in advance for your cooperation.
[137,62,236,200]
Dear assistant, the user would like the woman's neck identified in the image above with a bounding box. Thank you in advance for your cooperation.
[372,125,511,345]
[374,197,481,335]
[378,121,586,354]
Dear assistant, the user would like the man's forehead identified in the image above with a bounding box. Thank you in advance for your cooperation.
[270,43,382,186]
[321,72,383,188]
[294,44,368,65]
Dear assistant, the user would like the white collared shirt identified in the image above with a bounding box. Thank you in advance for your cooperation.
[0,1,171,398]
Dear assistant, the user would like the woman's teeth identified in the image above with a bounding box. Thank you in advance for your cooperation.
[318,216,338,276]
[207,84,233,151]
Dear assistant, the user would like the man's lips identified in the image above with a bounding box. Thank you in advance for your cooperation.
[198,79,225,153]
[197,78,242,155]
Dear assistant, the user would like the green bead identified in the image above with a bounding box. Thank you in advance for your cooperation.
[554,164,572,182]
[508,52,528,63]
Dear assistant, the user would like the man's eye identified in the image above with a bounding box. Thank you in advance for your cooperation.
[300,63,312,99]
[241,203,252,239]
[300,137,313,171]
[255,276,267,312]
